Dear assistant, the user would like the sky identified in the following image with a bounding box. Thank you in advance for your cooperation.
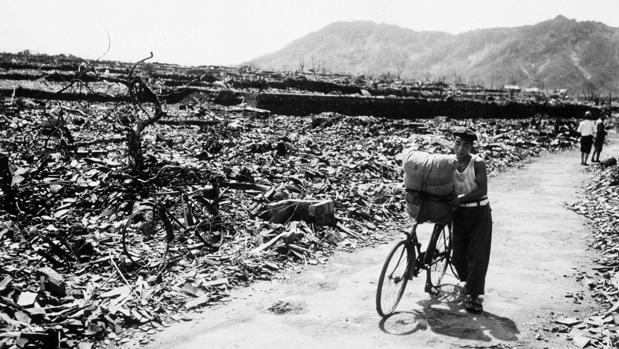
[1,0,618,67]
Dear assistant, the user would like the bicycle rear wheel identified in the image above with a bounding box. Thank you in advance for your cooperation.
[426,225,452,288]
[376,240,413,317]
[122,205,174,269]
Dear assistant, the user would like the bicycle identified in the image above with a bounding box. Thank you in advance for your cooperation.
[30,111,76,157]
[122,181,227,270]
[375,221,454,317]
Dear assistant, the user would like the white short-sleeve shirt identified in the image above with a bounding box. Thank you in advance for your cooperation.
[577,120,595,136]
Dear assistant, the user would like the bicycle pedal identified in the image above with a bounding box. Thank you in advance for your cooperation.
[424,284,440,296]
[423,251,439,265]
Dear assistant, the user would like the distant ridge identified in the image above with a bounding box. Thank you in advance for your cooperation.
[248,16,619,94]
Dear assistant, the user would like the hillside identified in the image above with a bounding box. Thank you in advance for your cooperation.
[249,16,619,94]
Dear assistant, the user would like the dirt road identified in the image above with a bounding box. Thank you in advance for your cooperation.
[144,146,609,349]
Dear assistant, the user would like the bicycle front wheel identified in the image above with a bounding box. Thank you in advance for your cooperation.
[122,205,172,269]
[427,225,452,289]
[376,240,413,317]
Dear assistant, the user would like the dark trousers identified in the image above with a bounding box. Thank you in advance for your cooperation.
[580,135,593,153]
[452,205,492,297]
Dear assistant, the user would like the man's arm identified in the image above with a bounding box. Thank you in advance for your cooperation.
[593,121,598,139]
[456,158,488,204]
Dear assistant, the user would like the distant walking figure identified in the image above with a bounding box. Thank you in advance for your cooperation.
[577,111,595,166]
[591,114,607,163]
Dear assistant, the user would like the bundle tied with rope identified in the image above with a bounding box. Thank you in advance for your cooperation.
[402,148,456,225]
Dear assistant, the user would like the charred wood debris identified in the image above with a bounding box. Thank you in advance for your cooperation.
[0,95,580,348]
[551,158,619,348]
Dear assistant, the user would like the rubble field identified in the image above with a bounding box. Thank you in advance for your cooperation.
[0,95,583,348]
[563,155,619,348]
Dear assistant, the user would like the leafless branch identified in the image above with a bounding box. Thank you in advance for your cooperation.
[130,52,153,77]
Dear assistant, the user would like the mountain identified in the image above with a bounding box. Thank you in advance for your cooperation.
[248,16,619,94]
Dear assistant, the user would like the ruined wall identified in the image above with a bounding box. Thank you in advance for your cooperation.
[233,78,362,95]
[250,93,595,119]
[0,88,128,102]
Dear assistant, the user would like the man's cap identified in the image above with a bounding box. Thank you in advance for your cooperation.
[452,126,478,142]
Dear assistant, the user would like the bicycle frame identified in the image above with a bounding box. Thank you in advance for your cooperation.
[129,189,210,243]
[122,183,227,270]
[403,224,423,278]
[404,222,453,279]
[139,201,181,243]
[376,192,455,316]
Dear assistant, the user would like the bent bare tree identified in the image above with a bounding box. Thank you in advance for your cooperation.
[63,52,166,172]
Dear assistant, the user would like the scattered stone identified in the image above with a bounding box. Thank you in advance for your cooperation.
[567,150,619,347]
[185,294,212,309]
[573,334,591,348]
[267,300,306,315]
[37,267,66,297]
[16,292,37,307]
[555,317,581,327]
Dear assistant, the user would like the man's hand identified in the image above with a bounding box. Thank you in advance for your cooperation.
[449,194,464,207]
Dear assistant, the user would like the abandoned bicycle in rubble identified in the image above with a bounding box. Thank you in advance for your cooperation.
[375,221,454,317]
[122,181,228,269]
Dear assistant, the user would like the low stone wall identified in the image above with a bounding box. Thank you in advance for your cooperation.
[233,78,362,95]
[0,88,128,102]
[250,92,595,119]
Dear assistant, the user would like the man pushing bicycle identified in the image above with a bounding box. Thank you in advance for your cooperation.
[450,126,492,314]
[376,127,492,317]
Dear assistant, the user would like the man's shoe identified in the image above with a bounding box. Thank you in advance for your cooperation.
[463,295,483,313]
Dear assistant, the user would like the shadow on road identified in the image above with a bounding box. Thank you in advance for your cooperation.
[378,284,519,342]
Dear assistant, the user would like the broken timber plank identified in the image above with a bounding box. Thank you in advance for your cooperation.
[309,200,335,226]
[336,222,360,238]
[222,181,270,192]
[263,199,335,225]
[251,230,291,254]
[242,107,270,118]
[158,119,219,127]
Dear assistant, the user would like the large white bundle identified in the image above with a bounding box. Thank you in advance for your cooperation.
[405,191,453,225]
[402,149,456,197]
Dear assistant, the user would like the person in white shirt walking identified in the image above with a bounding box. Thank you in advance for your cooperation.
[576,111,596,166]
